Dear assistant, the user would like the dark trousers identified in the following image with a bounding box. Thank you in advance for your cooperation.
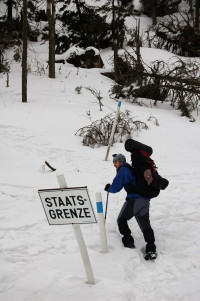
[117,198,156,252]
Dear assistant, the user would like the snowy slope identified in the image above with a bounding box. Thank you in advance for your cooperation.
[1,40,200,301]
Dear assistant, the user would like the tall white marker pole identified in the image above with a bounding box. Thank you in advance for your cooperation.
[56,172,95,285]
[95,192,108,253]
[105,101,122,161]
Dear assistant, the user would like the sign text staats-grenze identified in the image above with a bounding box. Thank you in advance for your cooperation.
[38,187,97,225]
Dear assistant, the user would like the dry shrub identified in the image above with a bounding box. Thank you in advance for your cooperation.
[75,110,148,147]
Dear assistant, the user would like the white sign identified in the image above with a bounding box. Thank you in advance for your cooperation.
[38,187,97,225]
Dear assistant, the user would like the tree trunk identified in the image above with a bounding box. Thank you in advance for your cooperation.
[74,0,82,19]
[151,0,157,25]
[47,0,56,78]
[137,69,200,87]
[112,0,119,82]
[195,0,199,28]
[0,47,3,73]
[135,20,142,86]
[22,0,28,103]
[7,0,13,33]
[7,0,13,21]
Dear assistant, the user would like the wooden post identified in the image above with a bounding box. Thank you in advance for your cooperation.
[105,101,121,161]
[56,172,95,284]
[6,72,9,87]
[95,192,108,253]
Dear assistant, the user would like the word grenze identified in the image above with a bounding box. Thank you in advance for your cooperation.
[45,195,91,220]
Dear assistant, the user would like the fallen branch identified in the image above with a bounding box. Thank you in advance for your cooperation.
[45,161,56,171]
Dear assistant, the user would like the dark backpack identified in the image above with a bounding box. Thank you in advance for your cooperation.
[125,139,169,198]
[131,150,160,198]
[126,150,169,199]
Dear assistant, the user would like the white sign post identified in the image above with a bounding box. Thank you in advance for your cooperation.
[38,173,96,284]
[95,192,108,253]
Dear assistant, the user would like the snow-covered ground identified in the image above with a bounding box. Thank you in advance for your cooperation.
[1,41,200,301]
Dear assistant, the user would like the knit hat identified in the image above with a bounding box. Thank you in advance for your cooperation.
[112,153,126,163]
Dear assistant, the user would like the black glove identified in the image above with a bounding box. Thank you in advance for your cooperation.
[104,183,111,191]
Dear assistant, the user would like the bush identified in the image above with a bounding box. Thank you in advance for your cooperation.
[75,110,148,148]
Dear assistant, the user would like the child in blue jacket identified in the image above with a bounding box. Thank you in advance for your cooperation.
[104,153,157,260]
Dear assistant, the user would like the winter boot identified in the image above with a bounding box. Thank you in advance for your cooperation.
[145,242,157,260]
[143,227,157,260]
[144,251,157,260]
[122,235,135,249]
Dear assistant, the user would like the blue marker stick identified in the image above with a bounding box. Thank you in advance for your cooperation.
[104,101,122,161]
[95,192,108,253]
[96,201,103,214]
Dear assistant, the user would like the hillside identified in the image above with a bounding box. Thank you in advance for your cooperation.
[1,1,200,300]
[1,40,200,300]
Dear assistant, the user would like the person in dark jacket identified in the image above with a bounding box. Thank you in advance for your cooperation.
[104,153,157,260]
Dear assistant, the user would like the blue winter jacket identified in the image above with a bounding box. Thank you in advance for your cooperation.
[108,163,145,200]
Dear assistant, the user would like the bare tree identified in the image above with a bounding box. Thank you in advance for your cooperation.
[22,0,28,103]
[112,0,119,82]
[7,0,13,21]
[111,50,200,118]
[151,0,157,25]
[7,0,14,33]
[195,0,200,28]
[47,0,56,78]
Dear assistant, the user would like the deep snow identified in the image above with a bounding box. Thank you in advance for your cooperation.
[1,38,200,301]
